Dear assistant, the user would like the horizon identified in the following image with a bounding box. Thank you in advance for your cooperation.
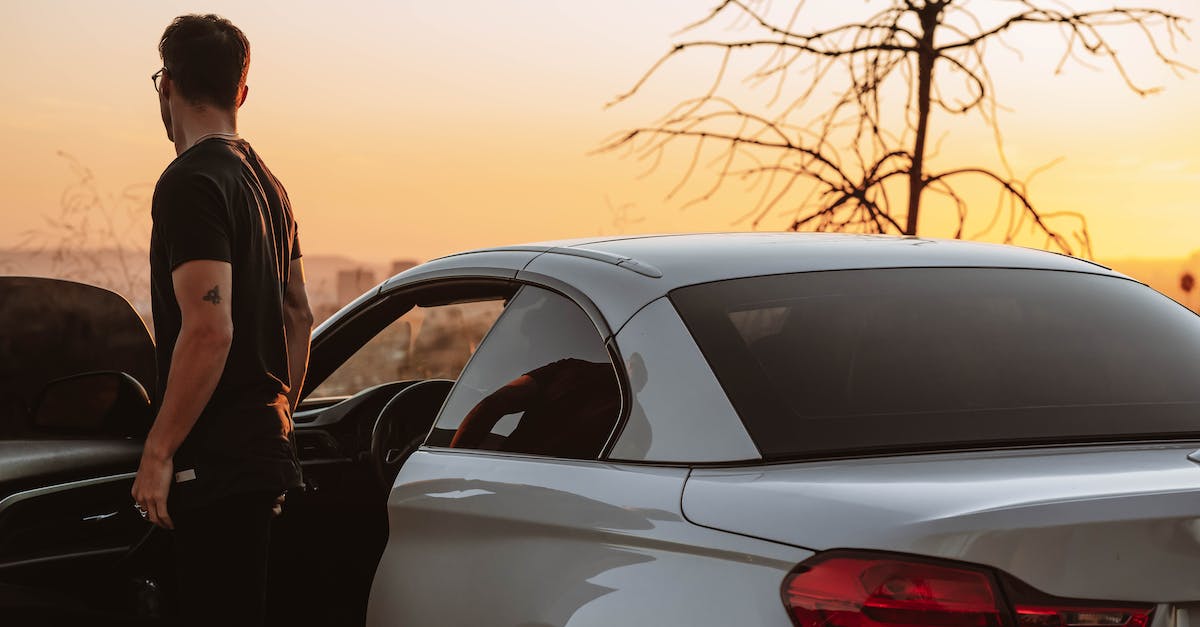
[4,239,1199,319]
[6,239,1200,267]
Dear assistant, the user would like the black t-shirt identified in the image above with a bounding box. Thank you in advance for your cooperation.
[149,137,302,510]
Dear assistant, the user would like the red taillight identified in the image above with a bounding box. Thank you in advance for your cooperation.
[1014,605,1152,627]
[784,553,1004,627]
[783,552,1153,627]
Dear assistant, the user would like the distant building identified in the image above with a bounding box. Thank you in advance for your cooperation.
[313,302,342,324]
[337,268,377,306]
[391,259,419,277]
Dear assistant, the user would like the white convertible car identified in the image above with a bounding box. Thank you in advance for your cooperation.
[3,232,1199,627]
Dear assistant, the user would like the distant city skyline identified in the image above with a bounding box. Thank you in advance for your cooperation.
[3,245,1199,324]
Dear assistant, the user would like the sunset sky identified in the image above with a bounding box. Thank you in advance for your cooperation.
[2,1,1198,265]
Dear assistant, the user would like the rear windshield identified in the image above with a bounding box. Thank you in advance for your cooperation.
[670,268,1200,460]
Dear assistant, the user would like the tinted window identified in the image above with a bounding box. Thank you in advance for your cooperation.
[0,278,154,439]
[311,300,504,397]
[428,286,621,459]
[672,268,1200,459]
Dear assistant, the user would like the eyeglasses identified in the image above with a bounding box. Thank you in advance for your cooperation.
[151,68,166,93]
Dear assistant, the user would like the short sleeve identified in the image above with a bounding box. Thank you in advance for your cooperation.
[152,172,232,271]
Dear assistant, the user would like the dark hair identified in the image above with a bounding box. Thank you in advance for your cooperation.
[158,14,250,109]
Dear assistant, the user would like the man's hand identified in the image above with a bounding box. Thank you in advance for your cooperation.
[272,493,286,517]
[132,451,175,529]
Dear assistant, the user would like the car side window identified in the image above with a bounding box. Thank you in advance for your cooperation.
[310,300,505,398]
[427,286,622,460]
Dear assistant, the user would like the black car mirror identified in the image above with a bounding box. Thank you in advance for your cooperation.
[31,371,152,437]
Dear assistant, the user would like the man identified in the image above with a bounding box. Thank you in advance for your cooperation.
[131,14,312,626]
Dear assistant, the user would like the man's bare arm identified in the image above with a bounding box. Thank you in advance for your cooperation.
[449,375,539,449]
[133,260,234,529]
[283,258,313,413]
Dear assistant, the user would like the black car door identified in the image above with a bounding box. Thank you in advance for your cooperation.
[0,277,169,623]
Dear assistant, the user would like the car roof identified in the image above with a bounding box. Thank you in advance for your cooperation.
[390,232,1126,334]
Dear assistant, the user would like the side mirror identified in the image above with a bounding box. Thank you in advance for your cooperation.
[31,371,152,437]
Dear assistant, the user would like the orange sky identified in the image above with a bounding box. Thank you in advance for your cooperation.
[1,1,1197,264]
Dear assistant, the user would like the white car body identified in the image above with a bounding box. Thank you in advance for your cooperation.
[351,233,1200,626]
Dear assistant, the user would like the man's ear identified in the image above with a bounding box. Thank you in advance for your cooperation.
[237,84,249,108]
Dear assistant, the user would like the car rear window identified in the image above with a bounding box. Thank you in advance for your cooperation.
[670,268,1200,460]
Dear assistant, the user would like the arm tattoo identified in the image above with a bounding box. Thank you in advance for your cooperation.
[202,285,222,305]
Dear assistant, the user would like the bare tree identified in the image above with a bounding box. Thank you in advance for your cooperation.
[602,195,646,235]
[601,0,1193,257]
[17,152,152,303]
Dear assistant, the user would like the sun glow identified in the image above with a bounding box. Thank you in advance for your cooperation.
[1,1,1197,270]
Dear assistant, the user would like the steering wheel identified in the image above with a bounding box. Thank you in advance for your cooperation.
[369,379,455,488]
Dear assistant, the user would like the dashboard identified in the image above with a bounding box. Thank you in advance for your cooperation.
[293,381,423,466]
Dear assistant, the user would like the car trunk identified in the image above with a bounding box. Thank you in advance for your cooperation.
[683,442,1200,603]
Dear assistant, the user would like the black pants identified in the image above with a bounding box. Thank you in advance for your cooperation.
[172,490,280,627]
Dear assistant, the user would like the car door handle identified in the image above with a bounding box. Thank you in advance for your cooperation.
[82,510,120,522]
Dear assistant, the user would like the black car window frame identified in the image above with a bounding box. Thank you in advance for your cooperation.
[300,278,521,401]
[310,299,507,398]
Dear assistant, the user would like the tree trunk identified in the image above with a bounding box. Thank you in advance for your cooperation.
[905,6,941,236]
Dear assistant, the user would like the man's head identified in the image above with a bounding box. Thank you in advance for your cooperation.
[156,14,250,141]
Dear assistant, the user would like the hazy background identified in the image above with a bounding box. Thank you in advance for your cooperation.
[2,1,1198,316]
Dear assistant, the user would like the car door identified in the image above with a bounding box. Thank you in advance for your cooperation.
[366,285,806,627]
[0,277,167,623]
[265,278,515,627]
